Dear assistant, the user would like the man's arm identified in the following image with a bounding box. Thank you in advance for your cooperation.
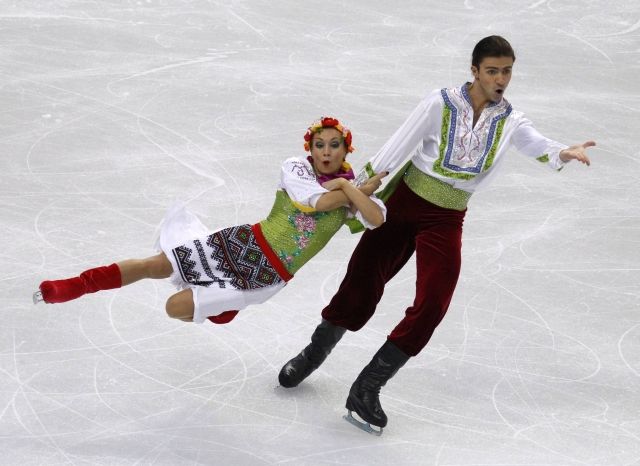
[510,118,596,170]
[355,90,441,185]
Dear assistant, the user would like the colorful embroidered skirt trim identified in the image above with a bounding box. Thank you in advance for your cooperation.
[171,224,286,291]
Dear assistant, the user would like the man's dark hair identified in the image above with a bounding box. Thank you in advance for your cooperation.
[472,35,516,68]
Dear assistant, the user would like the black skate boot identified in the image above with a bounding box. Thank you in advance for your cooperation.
[279,319,346,388]
[344,340,409,435]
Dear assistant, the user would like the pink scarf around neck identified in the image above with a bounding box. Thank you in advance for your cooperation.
[307,156,355,185]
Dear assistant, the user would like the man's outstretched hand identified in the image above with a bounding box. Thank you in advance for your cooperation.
[559,140,596,166]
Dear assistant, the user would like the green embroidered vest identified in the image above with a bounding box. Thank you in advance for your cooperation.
[259,190,347,275]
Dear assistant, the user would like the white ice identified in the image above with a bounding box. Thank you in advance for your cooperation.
[1,1,639,465]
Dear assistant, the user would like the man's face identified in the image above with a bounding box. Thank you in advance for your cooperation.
[471,56,514,103]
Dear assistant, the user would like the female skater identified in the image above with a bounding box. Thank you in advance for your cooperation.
[33,117,387,325]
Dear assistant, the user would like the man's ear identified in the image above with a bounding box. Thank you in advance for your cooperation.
[470,65,478,79]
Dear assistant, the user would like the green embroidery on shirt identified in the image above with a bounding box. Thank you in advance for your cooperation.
[433,106,451,176]
[432,106,476,180]
[536,154,550,163]
[483,118,507,171]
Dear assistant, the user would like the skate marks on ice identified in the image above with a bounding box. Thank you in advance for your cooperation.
[2,0,640,464]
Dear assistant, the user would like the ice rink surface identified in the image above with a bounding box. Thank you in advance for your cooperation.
[1,0,639,464]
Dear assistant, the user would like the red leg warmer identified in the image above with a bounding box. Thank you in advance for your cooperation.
[39,263,122,304]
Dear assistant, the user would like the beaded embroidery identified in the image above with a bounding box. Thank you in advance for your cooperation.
[260,190,346,275]
[278,210,329,265]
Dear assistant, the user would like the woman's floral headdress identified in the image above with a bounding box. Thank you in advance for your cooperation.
[303,116,354,153]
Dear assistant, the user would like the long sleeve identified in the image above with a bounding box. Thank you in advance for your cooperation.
[352,195,387,229]
[355,89,442,184]
[279,157,387,231]
[510,117,568,171]
[279,157,328,209]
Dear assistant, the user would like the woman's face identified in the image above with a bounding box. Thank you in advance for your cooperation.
[309,127,347,175]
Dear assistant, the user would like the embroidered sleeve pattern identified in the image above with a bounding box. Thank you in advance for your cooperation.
[288,159,316,182]
[280,157,328,208]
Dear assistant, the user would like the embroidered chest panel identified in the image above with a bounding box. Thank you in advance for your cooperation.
[433,87,512,180]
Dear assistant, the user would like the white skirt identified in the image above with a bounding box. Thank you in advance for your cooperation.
[155,204,286,324]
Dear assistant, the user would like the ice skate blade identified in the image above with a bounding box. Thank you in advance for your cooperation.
[343,411,383,436]
[32,291,43,304]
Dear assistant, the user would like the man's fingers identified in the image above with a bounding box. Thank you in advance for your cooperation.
[573,153,590,166]
[582,140,596,149]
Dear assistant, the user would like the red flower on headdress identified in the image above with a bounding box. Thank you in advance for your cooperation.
[320,117,340,127]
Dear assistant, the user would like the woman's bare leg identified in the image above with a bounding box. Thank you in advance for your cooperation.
[118,253,173,286]
[165,288,195,322]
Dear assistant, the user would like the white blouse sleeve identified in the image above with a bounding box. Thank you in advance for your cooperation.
[510,117,568,171]
[352,194,387,230]
[279,157,328,209]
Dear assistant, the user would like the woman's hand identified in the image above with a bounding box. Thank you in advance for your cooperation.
[358,172,388,196]
[321,178,348,191]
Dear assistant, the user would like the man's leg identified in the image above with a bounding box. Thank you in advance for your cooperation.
[321,216,416,330]
[345,200,465,431]
[388,217,464,355]
[279,183,417,388]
